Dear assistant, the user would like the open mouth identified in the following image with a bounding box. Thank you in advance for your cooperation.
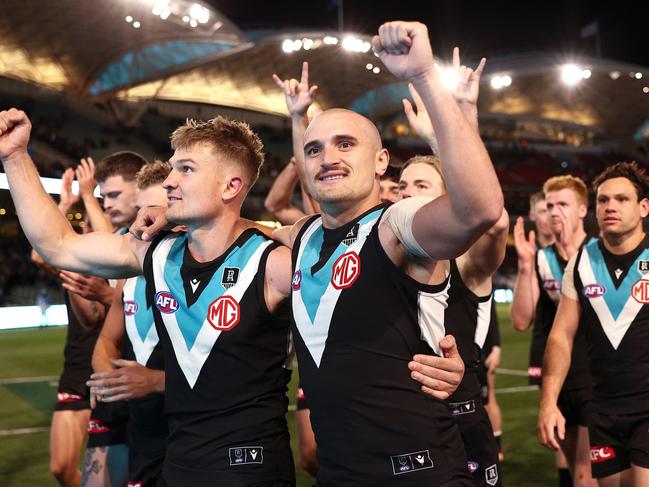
[318,172,347,183]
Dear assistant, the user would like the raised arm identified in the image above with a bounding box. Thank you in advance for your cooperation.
[0,109,143,278]
[374,22,502,259]
[264,158,307,225]
[510,217,540,331]
[459,209,509,290]
[76,157,114,233]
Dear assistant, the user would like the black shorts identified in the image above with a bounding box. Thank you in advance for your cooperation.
[87,401,129,448]
[557,387,590,428]
[449,399,502,487]
[477,362,489,406]
[128,448,165,487]
[588,410,649,478]
[55,369,91,411]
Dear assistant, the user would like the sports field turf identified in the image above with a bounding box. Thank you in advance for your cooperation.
[0,304,556,486]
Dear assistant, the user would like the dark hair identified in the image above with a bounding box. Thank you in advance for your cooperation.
[593,161,649,200]
[380,165,400,183]
[94,151,148,184]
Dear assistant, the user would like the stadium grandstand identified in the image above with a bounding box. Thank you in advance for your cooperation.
[1,1,649,486]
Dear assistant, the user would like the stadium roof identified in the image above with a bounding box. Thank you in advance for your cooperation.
[0,0,248,94]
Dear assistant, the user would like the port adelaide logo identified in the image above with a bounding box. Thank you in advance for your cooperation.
[342,223,359,246]
[222,267,240,289]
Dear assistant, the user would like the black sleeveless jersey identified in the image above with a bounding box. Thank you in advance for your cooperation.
[530,244,591,390]
[291,204,471,486]
[445,259,492,402]
[60,292,101,383]
[573,235,649,414]
[120,275,167,452]
[143,229,294,485]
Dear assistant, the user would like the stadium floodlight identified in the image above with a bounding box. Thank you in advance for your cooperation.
[582,69,592,79]
[323,36,339,45]
[189,18,198,27]
[160,8,171,20]
[182,15,189,22]
[643,87,649,94]
[189,3,210,24]
[341,36,370,53]
[490,75,512,90]
[366,63,373,70]
[610,71,621,80]
[133,21,141,28]
[636,72,643,79]
[125,15,133,22]
[282,39,294,53]
[302,38,314,50]
[561,64,586,86]
[372,67,380,74]
[439,66,459,90]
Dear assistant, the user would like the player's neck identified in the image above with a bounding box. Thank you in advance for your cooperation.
[320,196,381,229]
[602,226,645,255]
[186,212,247,263]
[537,232,555,248]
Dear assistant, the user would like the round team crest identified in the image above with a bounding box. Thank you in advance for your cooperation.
[632,278,649,304]
[123,300,139,316]
[292,270,302,291]
[207,295,241,331]
[331,251,361,290]
[155,291,179,314]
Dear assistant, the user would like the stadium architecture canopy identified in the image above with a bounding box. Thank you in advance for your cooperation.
[0,0,648,152]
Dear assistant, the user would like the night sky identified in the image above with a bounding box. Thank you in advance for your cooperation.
[211,0,649,67]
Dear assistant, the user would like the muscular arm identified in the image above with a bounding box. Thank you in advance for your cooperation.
[458,209,509,291]
[92,281,126,373]
[374,23,502,260]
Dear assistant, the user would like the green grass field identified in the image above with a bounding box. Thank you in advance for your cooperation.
[0,304,557,486]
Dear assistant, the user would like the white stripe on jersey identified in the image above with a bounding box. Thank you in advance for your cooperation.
[152,234,272,388]
[474,298,493,349]
[579,249,642,350]
[417,280,451,356]
[537,250,561,303]
[123,276,158,366]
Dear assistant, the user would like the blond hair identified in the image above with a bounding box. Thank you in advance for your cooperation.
[543,175,588,206]
[136,160,171,189]
[401,155,445,190]
[170,116,265,188]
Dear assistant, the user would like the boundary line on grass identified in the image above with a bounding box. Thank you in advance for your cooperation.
[494,385,539,394]
[0,375,58,385]
[0,426,49,436]
[496,368,530,377]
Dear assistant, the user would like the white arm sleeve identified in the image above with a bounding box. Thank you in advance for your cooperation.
[562,254,578,300]
[382,196,434,258]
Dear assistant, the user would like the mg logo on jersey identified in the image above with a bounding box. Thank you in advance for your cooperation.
[542,279,561,292]
[331,252,361,290]
[123,300,138,316]
[292,270,302,291]
[583,284,606,298]
[632,278,649,303]
[590,446,616,463]
[155,291,179,314]
[207,296,240,331]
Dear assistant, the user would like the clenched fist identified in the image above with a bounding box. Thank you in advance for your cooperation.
[0,108,31,161]
[372,21,434,81]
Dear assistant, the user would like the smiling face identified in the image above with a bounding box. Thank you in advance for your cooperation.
[164,142,245,227]
[303,109,388,212]
[98,175,138,226]
[399,162,445,199]
[596,177,649,239]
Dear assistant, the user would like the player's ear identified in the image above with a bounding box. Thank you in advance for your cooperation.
[578,204,588,219]
[375,148,389,176]
[223,176,245,202]
[639,198,649,219]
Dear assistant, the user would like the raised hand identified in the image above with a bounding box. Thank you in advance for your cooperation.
[0,108,32,161]
[76,157,97,198]
[272,62,318,117]
[452,47,486,109]
[402,83,437,149]
[58,167,79,212]
[372,21,434,81]
[513,216,536,264]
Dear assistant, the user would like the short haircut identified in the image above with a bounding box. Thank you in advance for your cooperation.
[170,116,265,188]
[401,155,445,190]
[529,191,545,209]
[543,175,588,206]
[593,161,649,200]
[380,165,400,183]
[136,160,171,190]
[94,151,148,184]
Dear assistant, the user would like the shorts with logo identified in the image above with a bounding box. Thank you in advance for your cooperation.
[54,367,91,411]
[296,384,309,411]
[86,401,129,448]
[449,399,502,487]
[557,387,590,428]
[588,409,649,478]
[127,449,165,487]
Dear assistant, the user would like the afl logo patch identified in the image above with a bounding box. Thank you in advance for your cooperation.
[292,270,302,290]
[583,284,606,298]
[632,279,649,304]
[207,295,240,331]
[331,252,361,290]
[123,300,138,316]
[542,279,561,292]
[467,461,479,473]
[155,291,179,314]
